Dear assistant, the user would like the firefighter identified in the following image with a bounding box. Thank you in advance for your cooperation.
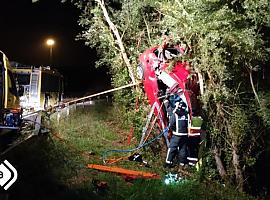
[185,75,203,167]
[164,90,189,168]
[187,112,203,167]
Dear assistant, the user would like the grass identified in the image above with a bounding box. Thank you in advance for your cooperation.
[46,103,256,200]
[1,102,255,199]
[51,104,128,157]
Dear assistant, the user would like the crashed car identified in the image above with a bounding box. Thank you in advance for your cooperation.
[138,44,201,146]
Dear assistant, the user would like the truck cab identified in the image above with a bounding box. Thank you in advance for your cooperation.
[0,50,22,132]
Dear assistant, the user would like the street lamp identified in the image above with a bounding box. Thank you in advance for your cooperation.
[46,38,55,65]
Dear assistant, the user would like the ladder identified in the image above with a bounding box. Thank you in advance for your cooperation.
[29,70,40,107]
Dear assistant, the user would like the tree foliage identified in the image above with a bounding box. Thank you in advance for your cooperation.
[155,0,270,192]
[72,0,270,194]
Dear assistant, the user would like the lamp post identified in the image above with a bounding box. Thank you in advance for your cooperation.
[46,38,55,65]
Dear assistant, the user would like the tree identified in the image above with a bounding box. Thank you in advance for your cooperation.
[156,0,270,192]
[72,0,159,86]
[72,0,164,131]
[62,0,270,193]
[94,0,136,84]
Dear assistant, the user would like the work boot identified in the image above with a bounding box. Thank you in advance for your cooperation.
[178,163,188,171]
[188,161,196,167]
[163,162,174,169]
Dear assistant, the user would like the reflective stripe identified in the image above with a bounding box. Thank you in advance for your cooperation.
[175,113,179,133]
[188,133,200,136]
[187,157,198,161]
[172,102,180,114]
[190,127,201,129]
[166,148,172,164]
[188,127,201,136]
[173,131,188,136]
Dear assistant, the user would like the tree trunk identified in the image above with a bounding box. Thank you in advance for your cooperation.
[213,146,227,180]
[232,141,244,192]
[96,0,136,84]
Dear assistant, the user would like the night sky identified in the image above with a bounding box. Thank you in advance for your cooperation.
[0,0,111,97]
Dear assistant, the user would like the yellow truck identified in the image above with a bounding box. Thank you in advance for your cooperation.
[0,50,22,131]
[13,66,63,113]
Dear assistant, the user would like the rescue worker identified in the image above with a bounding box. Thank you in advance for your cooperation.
[187,113,203,167]
[164,90,189,168]
[186,89,202,167]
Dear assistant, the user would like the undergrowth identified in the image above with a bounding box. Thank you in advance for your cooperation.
[0,102,257,200]
[45,103,255,200]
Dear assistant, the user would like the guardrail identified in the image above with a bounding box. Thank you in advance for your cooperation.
[54,82,141,123]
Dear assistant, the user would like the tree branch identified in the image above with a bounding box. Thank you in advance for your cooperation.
[248,68,261,107]
[213,146,227,180]
[95,0,136,84]
[143,15,151,45]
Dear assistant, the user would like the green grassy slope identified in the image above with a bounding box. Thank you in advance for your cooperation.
[47,103,254,200]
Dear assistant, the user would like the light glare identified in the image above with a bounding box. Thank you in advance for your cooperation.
[46,39,55,46]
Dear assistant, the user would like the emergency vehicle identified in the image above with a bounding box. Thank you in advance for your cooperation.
[13,65,63,113]
[0,51,22,132]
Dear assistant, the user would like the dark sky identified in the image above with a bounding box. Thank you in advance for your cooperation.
[0,0,111,96]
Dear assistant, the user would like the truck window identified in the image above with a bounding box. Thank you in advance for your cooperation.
[7,69,18,96]
[17,74,31,85]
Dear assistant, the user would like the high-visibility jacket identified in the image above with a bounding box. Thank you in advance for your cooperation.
[168,98,189,136]
[188,116,203,137]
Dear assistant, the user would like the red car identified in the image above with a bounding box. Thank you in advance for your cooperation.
[138,45,200,146]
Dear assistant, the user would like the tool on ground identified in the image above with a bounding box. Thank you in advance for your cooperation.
[87,164,160,179]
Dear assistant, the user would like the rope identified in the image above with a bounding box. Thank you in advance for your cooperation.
[104,98,167,164]
[102,127,168,164]
[142,101,165,145]
[61,82,141,107]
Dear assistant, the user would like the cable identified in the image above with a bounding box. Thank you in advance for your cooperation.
[103,98,169,164]
[102,127,168,164]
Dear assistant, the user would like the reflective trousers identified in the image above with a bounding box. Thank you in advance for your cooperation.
[187,136,200,165]
[166,134,188,165]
